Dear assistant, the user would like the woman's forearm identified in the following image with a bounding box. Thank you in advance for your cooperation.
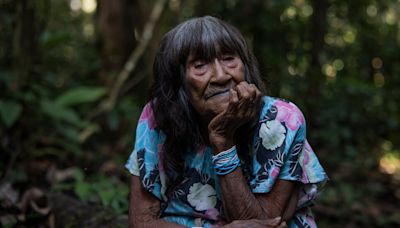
[218,167,269,221]
[217,167,295,222]
[129,176,186,228]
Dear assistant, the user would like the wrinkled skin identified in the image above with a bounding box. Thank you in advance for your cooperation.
[207,81,262,152]
[184,54,262,151]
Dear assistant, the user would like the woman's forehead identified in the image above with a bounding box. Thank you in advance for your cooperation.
[170,18,244,64]
[186,43,238,62]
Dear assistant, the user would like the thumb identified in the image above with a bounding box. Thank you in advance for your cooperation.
[267,217,281,226]
[278,221,288,228]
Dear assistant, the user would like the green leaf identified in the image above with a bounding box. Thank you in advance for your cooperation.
[54,138,82,155]
[57,124,81,142]
[73,170,92,201]
[40,100,81,125]
[73,169,85,182]
[99,189,113,206]
[0,100,23,127]
[55,86,107,107]
[74,181,91,200]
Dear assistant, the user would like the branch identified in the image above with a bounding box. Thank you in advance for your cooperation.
[92,0,167,117]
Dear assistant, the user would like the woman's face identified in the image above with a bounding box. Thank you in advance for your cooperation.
[184,53,245,121]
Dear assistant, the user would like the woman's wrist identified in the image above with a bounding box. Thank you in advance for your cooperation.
[212,146,241,175]
[209,134,235,153]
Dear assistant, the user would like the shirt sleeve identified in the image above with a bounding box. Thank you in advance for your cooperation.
[249,98,328,197]
[278,119,328,185]
[125,102,166,201]
[279,116,328,209]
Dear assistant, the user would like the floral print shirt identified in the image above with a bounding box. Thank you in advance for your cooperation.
[126,96,328,228]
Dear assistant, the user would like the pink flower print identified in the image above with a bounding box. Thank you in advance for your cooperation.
[275,100,304,131]
[306,214,317,228]
[196,145,207,155]
[157,144,165,172]
[301,152,310,183]
[301,141,313,183]
[205,207,220,221]
[139,103,156,129]
[270,167,280,180]
[303,141,312,165]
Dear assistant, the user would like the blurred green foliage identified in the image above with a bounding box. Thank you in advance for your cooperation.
[1,0,399,227]
[52,168,129,215]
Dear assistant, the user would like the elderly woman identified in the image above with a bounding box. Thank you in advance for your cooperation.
[126,16,327,228]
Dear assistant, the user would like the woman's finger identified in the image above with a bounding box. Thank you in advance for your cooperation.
[229,88,239,104]
[242,84,259,118]
[235,82,253,101]
[234,83,253,118]
[277,221,288,228]
[249,84,262,113]
[248,83,258,101]
[249,84,259,101]
[262,217,282,226]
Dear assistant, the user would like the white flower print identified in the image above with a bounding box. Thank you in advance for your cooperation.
[187,183,217,211]
[259,120,286,150]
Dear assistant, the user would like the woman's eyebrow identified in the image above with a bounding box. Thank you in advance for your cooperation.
[186,56,209,65]
[186,57,199,66]
[217,50,236,57]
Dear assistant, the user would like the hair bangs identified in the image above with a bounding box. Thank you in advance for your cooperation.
[151,16,267,175]
[175,17,244,65]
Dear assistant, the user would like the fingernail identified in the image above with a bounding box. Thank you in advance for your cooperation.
[274,217,281,221]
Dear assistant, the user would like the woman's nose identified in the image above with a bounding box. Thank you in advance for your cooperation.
[211,59,230,83]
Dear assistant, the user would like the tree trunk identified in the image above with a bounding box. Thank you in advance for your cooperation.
[96,0,142,85]
[306,0,329,113]
[13,0,49,90]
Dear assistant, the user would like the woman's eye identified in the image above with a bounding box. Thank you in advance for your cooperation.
[222,56,238,67]
[194,63,206,69]
[191,60,208,75]
[223,56,235,61]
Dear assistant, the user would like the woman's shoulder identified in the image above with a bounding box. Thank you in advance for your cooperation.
[260,96,305,131]
[138,101,157,129]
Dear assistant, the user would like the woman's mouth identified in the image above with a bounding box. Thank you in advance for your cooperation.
[204,89,230,100]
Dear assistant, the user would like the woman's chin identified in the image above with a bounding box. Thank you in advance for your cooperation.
[209,101,229,116]
[209,92,230,107]
[195,94,230,121]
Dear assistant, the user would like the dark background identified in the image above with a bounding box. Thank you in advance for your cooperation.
[1,0,399,227]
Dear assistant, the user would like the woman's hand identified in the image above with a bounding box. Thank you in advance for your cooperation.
[208,81,262,152]
[222,217,287,228]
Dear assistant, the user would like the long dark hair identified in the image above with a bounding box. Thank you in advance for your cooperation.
[150,16,266,176]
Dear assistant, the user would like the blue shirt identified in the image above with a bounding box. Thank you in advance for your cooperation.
[126,96,328,227]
